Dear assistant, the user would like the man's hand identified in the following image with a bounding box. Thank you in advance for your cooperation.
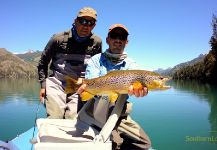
[77,78,83,85]
[77,84,87,94]
[39,88,45,102]
[128,85,148,97]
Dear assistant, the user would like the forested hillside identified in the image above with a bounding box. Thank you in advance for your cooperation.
[173,15,217,84]
[155,54,205,76]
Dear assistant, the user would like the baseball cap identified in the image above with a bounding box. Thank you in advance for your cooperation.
[108,24,129,35]
[77,7,97,20]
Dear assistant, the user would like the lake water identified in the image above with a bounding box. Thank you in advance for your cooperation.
[0,79,217,150]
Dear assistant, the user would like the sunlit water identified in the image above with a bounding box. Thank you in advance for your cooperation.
[0,79,217,150]
[0,79,46,141]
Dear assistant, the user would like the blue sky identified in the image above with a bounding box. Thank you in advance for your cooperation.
[0,0,216,70]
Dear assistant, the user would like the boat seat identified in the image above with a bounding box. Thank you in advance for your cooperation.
[37,119,96,143]
[34,94,127,150]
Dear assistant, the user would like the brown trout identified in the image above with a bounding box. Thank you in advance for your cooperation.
[65,70,170,103]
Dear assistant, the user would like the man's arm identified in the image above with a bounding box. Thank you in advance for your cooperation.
[85,55,101,79]
[126,57,148,97]
[77,54,101,96]
[37,36,56,101]
[78,55,148,97]
[126,58,140,70]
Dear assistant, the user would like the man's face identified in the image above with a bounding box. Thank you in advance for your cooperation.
[106,29,128,54]
[75,16,96,37]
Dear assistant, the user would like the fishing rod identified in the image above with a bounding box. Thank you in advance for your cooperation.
[30,98,44,150]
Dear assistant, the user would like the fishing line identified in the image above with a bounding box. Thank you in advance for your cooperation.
[30,98,44,150]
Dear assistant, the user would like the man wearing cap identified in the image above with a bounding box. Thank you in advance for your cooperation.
[78,24,152,150]
[37,7,102,119]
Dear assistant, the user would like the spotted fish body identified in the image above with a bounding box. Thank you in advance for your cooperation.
[65,70,170,102]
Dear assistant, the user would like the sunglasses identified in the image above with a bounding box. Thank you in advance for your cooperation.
[109,32,128,41]
[77,17,95,27]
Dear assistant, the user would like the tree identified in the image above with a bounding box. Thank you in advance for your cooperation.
[210,14,217,51]
[172,14,217,83]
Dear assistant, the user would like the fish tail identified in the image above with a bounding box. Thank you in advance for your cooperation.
[64,76,80,94]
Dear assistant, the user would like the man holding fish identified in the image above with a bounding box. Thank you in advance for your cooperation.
[75,24,168,150]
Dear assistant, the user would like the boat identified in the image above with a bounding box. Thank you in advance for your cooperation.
[0,95,128,150]
[0,127,37,150]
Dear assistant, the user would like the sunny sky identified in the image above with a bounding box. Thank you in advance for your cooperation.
[0,0,216,70]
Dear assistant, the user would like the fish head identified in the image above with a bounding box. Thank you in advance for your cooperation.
[153,77,171,90]
[142,72,171,90]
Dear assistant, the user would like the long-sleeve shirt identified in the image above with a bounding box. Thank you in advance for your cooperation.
[85,53,139,79]
[38,29,102,88]
[85,52,140,111]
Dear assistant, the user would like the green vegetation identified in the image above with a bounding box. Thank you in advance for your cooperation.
[155,54,205,76]
[172,14,217,84]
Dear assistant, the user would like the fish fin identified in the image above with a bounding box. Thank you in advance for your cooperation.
[132,81,143,90]
[161,78,171,90]
[162,85,171,90]
[146,80,159,90]
[109,93,119,103]
[81,91,95,101]
[64,76,80,94]
[147,80,171,90]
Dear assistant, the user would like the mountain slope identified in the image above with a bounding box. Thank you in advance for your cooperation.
[155,54,206,76]
[0,48,37,78]
[172,15,217,83]
[173,49,217,83]
[16,50,42,67]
